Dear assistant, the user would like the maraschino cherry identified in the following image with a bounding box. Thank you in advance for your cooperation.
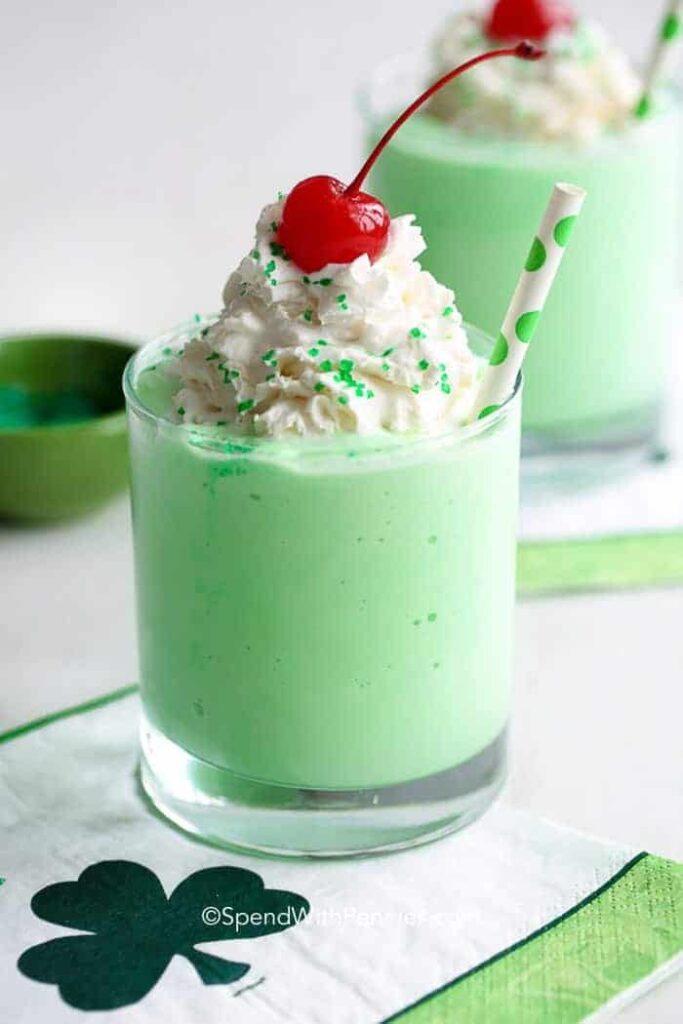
[277,42,545,273]
[485,0,574,44]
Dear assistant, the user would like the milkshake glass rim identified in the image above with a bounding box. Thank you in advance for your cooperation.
[358,51,682,161]
[123,316,521,459]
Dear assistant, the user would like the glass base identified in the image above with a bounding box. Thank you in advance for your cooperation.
[139,717,506,858]
[521,402,661,495]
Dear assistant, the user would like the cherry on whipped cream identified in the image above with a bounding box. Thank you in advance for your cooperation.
[277,42,545,274]
[485,0,575,44]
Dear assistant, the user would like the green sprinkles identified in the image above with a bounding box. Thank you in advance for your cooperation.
[442,306,454,317]
[251,249,260,260]
[338,395,349,405]
[265,373,276,382]
[177,406,185,416]
[381,362,391,373]
[315,277,333,287]
[302,308,313,322]
[162,346,173,356]
[270,242,289,260]
[261,349,276,364]
[411,384,421,394]
[307,347,319,357]
[418,358,429,371]
[237,399,254,414]
[206,352,220,362]
[381,347,394,357]
[409,327,426,339]
[264,260,276,277]
[339,358,354,372]
[319,359,333,372]
[314,381,325,393]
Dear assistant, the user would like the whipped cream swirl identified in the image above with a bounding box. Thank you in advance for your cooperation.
[172,199,480,437]
[428,14,640,144]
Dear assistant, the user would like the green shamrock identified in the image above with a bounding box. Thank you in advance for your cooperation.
[18,860,310,1011]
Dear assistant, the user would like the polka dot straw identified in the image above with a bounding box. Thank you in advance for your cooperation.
[636,1,682,119]
[471,182,586,423]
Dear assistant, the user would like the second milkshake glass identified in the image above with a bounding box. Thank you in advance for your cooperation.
[125,320,521,857]
[363,56,681,482]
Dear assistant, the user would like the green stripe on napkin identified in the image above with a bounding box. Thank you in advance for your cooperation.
[518,530,683,596]
[389,852,683,1023]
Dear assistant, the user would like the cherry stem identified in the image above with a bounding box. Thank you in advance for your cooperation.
[346,42,545,196]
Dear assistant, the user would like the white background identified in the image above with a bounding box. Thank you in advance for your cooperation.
[1,0,681,338]
[1,1,682,1020]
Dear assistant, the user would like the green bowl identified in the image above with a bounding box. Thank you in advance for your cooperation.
[0,334,138,521]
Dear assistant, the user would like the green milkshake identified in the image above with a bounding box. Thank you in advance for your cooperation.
[125,47,546,854]
[126,208,521,856]
[365,2,681,459]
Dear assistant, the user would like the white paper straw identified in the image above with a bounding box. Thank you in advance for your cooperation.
[471,182,587,422]
[636,1,683,118]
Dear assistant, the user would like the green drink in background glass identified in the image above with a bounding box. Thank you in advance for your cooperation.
[363,54,681,481]
[125,321,521,857]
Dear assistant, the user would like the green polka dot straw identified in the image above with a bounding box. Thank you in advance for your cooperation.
[635,1,682,119]
[471,183,586,422]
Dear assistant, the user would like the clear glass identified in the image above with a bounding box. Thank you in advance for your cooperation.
[124,320,521,856]
[361,55,682,489]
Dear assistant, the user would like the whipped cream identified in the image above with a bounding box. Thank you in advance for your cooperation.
[428,14,640,144]
[171,200,480,437]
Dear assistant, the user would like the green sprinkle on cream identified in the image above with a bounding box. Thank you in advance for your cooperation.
[270,221,278,232]
[366,390,375,399]
[251,249,260,260]
[303,309,313,322]
[319,359,333,372]
[261,349,276,364]
[441,383,451,394]
[308,347,319,357]
[277,191,285,201]
[265,373,276,381]
[264,260,276,276]
[177,406,185,415]
[411,384,421,394]
[442,306,454,317]
[316,277,333,287]
[270,242,289,260]
[162,346,173,356]
[193,313,201,323]
[206,352,220,361]
[381,362,390,373]
[237,399,254,414]
[418,359,429,371]
[410,327,426,339]
[302,275,311,284]
[317,338,328,346]
[338,395,349,405]
[314,381,325,393]
[339,358,354,372]
[381,347,394,357]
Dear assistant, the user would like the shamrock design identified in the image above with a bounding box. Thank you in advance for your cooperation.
[18,860,310,1011]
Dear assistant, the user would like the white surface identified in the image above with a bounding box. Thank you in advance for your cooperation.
[1,0,682,1018]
